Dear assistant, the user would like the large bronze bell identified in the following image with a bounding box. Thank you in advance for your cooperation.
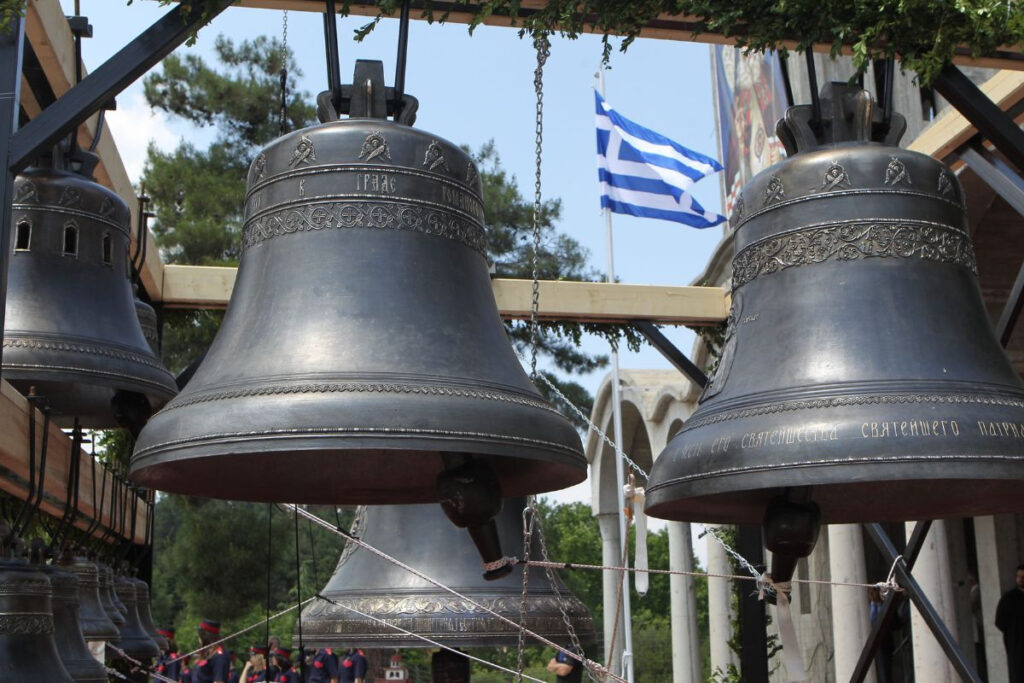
[0,558,75,682]
[3,152,177,428]
[42,565,108,683]
[300,498,595,648]
[57,555,120,642]
[112,576,159,661]
[129,64,585,510]
[646,83,1024,527]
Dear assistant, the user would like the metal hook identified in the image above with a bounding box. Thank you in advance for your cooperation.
[805,50,822,133]
[393,0,411,121]
[323,0,343,115]
[881,56,895,133]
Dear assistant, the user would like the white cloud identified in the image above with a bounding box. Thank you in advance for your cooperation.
[103,89,179,183]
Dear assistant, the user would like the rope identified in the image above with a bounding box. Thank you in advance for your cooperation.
[292,503,304,662]
[287,504,627,683]
[515,502,535,682]
[603,525,630,673]
[107,645,178,683]
[167,597,318,664]
[315,593,548,683]
[514,558,902,593]
[265,502,272,647]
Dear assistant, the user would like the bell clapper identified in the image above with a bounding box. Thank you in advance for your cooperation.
[762,490,821,600]
[436,457,511,581]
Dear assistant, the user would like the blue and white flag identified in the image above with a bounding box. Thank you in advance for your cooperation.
[596,90,725,228]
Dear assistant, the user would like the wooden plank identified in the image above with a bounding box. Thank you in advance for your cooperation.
[23,0,165,299]
[236,0,1024,72]
[910,70,1024,161]
[0,381,148,545]
[159,264,730,323]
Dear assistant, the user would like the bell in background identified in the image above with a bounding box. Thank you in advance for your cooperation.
[130,61,585,564]
[3,149,177,429]
[57,554,120,643]
[133,577,167,651]
[645,83,1024,577]
[42,564,108,683]
[0,555,74,681]
[299,498,595,650]
[111,576,159,662]
[97,563,126,627]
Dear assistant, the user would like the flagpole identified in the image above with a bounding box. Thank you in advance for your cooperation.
[598,67,635,683]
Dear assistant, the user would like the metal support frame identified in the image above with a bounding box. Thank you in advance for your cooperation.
[0,19,26,383]
[956,145,1024,346]
[633,321,708,388]
[8,0,232,173]
[737,525,769,683]
[850,522,982,682]
[934,64,1024,174]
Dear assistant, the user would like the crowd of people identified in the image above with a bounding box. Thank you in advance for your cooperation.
[152,619,368,683]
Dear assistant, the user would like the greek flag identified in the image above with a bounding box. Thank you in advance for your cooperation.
[596,91,725,228]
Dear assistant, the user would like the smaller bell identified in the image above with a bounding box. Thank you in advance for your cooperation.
[42,565,108,683]
[133,578,167,651]
[0,558,74,682]
[97,564,126,627]
[57,554,119,642]
[133,286,160,356]
[112,577,159,662]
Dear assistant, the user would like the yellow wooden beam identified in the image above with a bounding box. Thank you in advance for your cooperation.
[909,70,1024,161]
[0,381,148,545]
[159,264,730,323]
[237,0,1024,71]
[24,0,165,299]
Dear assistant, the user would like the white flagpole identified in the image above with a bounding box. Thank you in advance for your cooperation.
[597,68,635,683]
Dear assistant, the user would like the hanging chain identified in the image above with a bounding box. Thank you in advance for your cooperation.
[529,504,602,683]
[515,500,536,681]
[279,10,289,136]
[528,32,549,380]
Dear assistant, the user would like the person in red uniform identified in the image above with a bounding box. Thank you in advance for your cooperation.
[154,626,181,682]
[272,647,300,683]
[339,649,367,683]
[194,619,231,683]
[240,645,272,683]
[308,647,339,683]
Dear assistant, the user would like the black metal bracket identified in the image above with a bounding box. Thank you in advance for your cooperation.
[956,144,1024,346]
[933,64,1024,175]
[633,321,708,389]
[8,0,232,173]
[850,522,982,683]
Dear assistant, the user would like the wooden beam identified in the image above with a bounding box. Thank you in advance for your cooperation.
[0,381,147,545]
[159,264,730,323]
[236,0,1024,72]
[23,0,164,300]
[909,70,1024,161]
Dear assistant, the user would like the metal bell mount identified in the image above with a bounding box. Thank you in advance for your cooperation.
[646,83,1024,576]
[299,497,595,649]
[3,149,177,428]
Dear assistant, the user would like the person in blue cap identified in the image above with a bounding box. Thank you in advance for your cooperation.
[272,647,300,683]
[308,646,339,683]
[193,618,231,683]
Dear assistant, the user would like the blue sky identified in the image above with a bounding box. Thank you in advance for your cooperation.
[60,2,725,513]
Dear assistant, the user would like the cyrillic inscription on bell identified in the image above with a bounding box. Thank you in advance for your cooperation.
[3,153,177,428]
[646,83,1024,525]
[130,73,585,504]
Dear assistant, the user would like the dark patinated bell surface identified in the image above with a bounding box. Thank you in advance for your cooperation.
[112,576,159,661]
[42,565,108,683]
[130,116,585,503]
[57,555,119,642]
[646,84,1024,525]
[0,559,75,682]
[299,498,595,648]
[3,157,177,427]
[133,578,167,651]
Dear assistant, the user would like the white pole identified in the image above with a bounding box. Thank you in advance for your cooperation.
[598,68,635,683]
